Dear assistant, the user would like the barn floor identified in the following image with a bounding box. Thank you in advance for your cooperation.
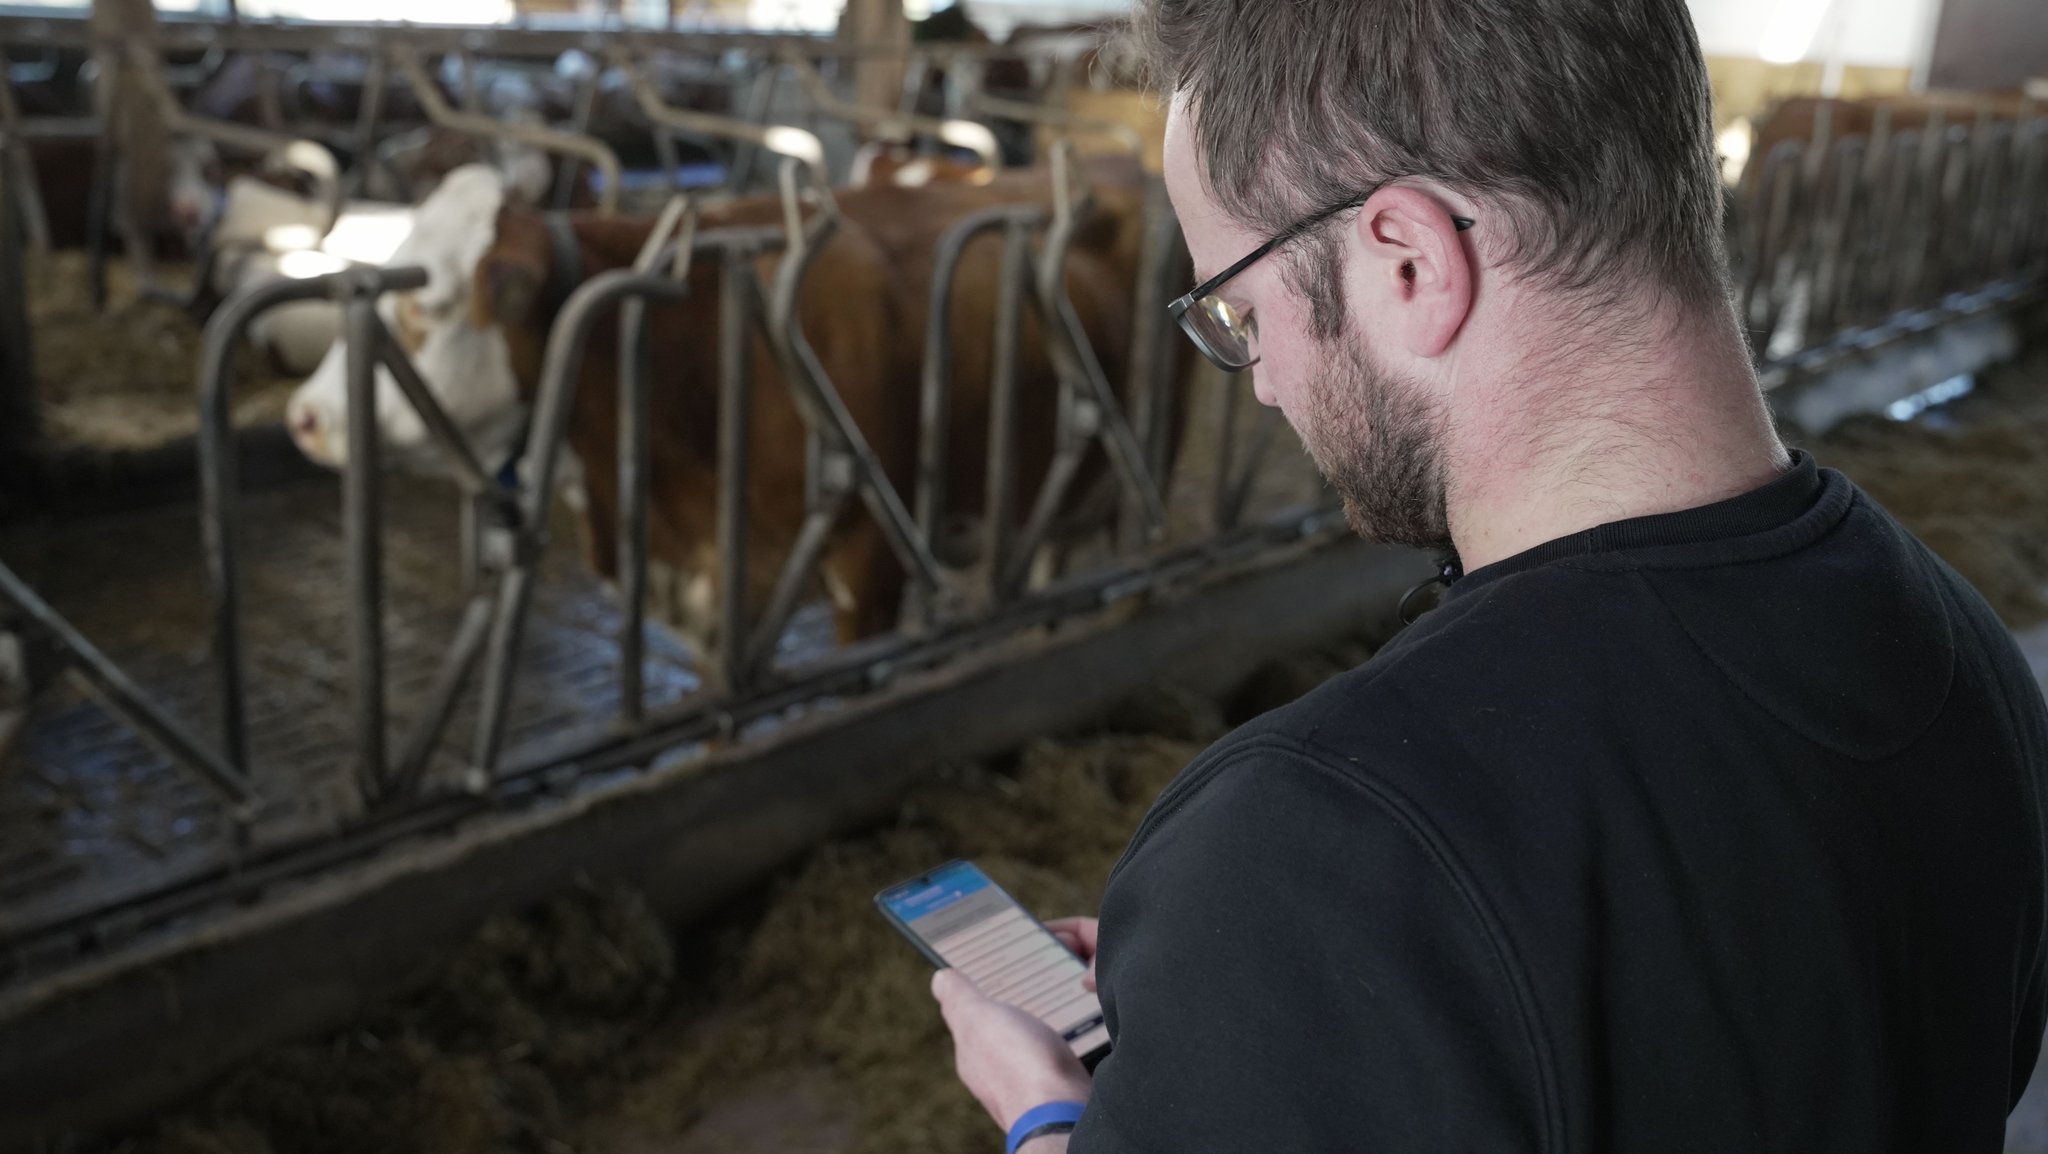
[0,471,720,954]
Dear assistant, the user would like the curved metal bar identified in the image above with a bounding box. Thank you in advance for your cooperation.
[779,50,1002,173]
[198,266,427,779]
[391,44,623,215]
[471,267,687,772]
[915,205,1040,560]
[622,47,827,177]
[964,90,1145,157]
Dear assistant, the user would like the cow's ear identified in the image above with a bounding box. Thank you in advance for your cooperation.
[475,255,541,329]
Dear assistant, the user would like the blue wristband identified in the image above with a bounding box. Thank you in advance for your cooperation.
[1006,1101,1086,1154]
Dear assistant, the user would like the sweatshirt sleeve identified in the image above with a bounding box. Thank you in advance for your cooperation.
[1069,743,1556,1153]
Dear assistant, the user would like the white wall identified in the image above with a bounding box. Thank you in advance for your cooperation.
[1687,0,1944,67]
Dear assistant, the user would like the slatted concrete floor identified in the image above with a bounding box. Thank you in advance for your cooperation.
[0,473,712,954]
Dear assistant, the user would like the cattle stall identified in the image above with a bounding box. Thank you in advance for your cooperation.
[0,12,1096,510]
[3,15,2048,1148]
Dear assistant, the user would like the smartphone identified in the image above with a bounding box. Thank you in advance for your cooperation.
[876,860,1111,1065]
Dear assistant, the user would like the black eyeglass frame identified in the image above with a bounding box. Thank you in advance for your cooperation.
[1167,190,1475,371]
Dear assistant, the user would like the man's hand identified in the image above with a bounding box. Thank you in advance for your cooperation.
[932,968,1093,1130]
[1044,916,1099,992]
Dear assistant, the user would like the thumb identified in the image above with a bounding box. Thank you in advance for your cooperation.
[932,967,979,1007]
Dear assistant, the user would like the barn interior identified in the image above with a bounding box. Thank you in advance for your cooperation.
[1,0,2047,1149]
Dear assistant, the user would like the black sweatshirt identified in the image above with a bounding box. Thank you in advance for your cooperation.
[1071,452,2048,1153]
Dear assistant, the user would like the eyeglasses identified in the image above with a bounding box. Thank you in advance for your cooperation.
[1168,191,1475,372]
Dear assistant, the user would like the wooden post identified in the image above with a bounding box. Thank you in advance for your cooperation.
[836,0,910,114]
[89,0,168,284]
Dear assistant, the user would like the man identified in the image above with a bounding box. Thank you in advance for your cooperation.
[932,0,2048,1150]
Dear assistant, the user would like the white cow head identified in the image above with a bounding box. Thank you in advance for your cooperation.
[285,165,527,473]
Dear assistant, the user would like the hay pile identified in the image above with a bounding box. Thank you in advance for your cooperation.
[131,647,1377,1154]
[26,252,295,452]
[147,879,679,1154]
[1807,338,2048,626]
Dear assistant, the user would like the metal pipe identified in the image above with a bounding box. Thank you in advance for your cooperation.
[342,51,387,201]
[963,90,1145,157]
[371,322,502,500]
[915,207,1016,557]
[198,270,424,776]
[470,267,685,769]
[1053,291,1169,532]
[343,286,388,804]
[618,294,652,724]
[1001,436,1085,599]
[980,220,1031,595]
[728,62,782,193]
[0,561,258,815]
[553,60,602,211]
[754,206,944,595]
[742,503,842,676]
[780,50,1002,172]
[715,248,755,693]
[390,590,494,797]
[1122,176,1179,545]
[392,44,624,215]
[623,48,826,178]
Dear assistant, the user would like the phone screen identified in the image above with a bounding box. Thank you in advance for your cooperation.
[877,861,1110,1060]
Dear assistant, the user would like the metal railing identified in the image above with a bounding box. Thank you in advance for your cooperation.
[1735,104,2048,364]
[174,151,1203,824]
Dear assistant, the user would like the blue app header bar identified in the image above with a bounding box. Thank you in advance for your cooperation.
[883,861,991,922]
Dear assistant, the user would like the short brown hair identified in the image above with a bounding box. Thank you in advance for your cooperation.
[1136,0,1728,310]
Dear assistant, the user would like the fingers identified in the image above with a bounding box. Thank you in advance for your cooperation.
[1045,916,1100,959]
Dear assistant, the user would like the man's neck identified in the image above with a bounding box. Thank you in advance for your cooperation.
[1444,299,1789,572]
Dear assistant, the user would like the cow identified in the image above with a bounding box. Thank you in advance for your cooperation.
[284,163,1163,655]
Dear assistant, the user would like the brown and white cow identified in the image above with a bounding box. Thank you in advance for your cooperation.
[286,164,1161,652]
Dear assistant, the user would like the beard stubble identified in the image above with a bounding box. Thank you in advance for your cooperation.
[1289,331,1455,553]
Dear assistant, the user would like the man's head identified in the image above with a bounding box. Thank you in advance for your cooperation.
[1144,0,1727,550]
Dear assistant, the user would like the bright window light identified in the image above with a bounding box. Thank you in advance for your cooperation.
[235,0,513,22]
[278,249,350,279]
[320,208,415,266]
[263,223,322,253]
[1759,0,1834,64]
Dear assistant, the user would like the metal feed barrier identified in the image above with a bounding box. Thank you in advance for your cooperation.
[0,147,1259,975]
[1737,101,2048,383]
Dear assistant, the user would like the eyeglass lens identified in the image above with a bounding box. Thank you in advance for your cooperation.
[1184,294,1258,369]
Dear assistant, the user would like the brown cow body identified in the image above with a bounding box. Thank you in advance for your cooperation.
[477,174,1153,651]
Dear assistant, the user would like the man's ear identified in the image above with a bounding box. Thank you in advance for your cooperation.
[1356,186,1475,358]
